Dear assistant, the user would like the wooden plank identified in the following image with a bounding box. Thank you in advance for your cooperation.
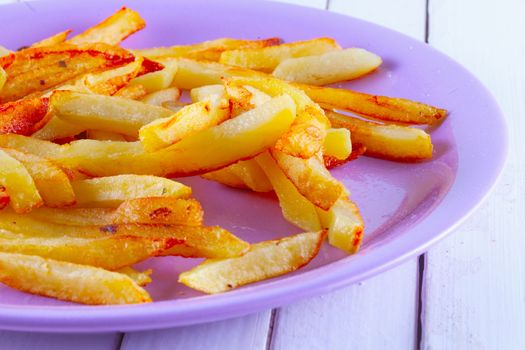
[121,313,271,350]
[0,332,121,350]
[422,0,525,349]
[269,1,424,349]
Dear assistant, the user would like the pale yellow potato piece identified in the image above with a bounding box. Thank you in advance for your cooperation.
[256,152,321,231]
[0,149,42,213]
[323,128,352,160]
[203,158,272,192]
[0,95,296,177]
[140,87,181,106]
[327,110,433,160]
[0,252,151,305]
[51,91,173,137]
[190,84,225,102]
[86,130,127,141]
[29,198,203,226]
[32,116,86,141]
[3,148,75,208]
[71,175,191,207]
[273,48,382,85]
[179,230,326,293]
[68,7,145,45]
[298,84,447,125]
[128,60,178,93]
[270,149,343,210]
[317,197,364,254]
[139,97,229,152]
[133,37,281,61]
[220,38,341,72]
[114,83,148,100]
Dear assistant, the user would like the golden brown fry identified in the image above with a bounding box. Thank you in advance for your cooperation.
[201,166,249,190]
[114,83,148,100]
[324,143,366,169]
[203,158,273,192]
[273,48,382,85]
[298,84,447,125]
[317,197,364,253]
[0,149,42,213]
[270,149,343,210]
[116,267,152,287]
[31,116,85,141]
[0,97,49,135]
[71,175,191,207]
[134,37,282,61]
[256,152,321,231]
[220,38,341,72]
[2,148,76,208]
[128,60,178,93]
[179,230,326,294]
[0,66,6,90]
[0,253,152,305]
[68,7,145,46]
[327,110,433,160]
[139,97,230,152]
[31,30,72,48]
[323,128,352,160]
[50,91,173,137]
[0,43,135,102]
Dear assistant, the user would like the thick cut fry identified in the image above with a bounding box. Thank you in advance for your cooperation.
[0,186,9,210]
[256,152,321,231]
[0,149,42,213]
[179,231,326,293]
[273,48,382,85]
[220,38,341,72]
[0,67,6,91]
[117,267,152,287]
[324,143,366,169]
[134,37,282,61]
[232,76,328,158]
[32,116,85,140]
[140,87,181,106]
[50,91,173,137]
[0,133,62,155]
[3,148,75,208]
[0,253,151,304]
[317,197,364,253]
[0,97,49,135]
[86,130,127,141]
[190,84,225,102]
[68,7,145,45]
[298,84,447,125]
[323,128,352,160]
[327,110,433,160]
[139,97,230,152]
[0,43,135,103]
[31,30,71,48]
[128,60,178,93]
[71,175,191,207]
[0,231,175,270]
[28,198,203,226]
[270,149,343,210]
[224,81,272,116]
[202,166,248,190]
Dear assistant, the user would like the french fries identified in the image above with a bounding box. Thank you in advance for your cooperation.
[134,37,282,61]
[68,7,145,46]
[179,230,326,293]
[326,110,433,160]
[50,91,173,137]
[256,152,321,231]
[0,149,42,213]
[298,83,447,125]
[71,175,191,207]
[0,7,449,304]
[273,48,382,85]
[0,253,151,305]
[220,38,341,72]
[3,148,76,208]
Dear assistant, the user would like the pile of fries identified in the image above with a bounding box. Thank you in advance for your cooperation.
[0,7,447,304]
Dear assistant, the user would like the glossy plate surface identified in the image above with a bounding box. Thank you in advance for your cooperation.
[0,0,507,332]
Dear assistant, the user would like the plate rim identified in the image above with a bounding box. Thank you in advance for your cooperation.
[0,0,509,332]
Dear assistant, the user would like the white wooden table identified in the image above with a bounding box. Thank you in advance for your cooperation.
[0,0,523,349]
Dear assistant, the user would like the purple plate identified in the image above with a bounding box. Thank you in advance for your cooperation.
[0,0,507,333]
